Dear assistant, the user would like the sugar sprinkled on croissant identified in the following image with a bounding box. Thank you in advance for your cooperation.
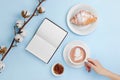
[70,10,97,26]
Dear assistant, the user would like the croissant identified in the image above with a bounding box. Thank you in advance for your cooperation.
[70,10,97,26]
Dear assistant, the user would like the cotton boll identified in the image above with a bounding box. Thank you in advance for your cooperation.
[20,29,27,37]
[41,7,45,13]
[0,46,7,54]
[0,46,6,49]
[0,61,5,72]
[16,20,24,28]
[14,34,23,43]
[21,10,30,18]
[37,6,45,13]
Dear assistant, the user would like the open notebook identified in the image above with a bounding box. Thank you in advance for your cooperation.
[26,18,68,63]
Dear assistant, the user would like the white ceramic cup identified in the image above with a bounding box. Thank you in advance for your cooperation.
[68,46,87,65]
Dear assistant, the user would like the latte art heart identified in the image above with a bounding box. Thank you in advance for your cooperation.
[69,46,86,64]
[74,48,82,61]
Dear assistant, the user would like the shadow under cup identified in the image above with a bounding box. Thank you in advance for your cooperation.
[68,46,86,65]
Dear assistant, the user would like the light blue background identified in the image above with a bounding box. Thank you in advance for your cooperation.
[0,0,120,80]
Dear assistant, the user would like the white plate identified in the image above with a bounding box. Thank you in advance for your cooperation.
[67,4,98,35]
[63,40,90,68]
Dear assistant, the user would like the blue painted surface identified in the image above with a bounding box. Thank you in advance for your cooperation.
[0,0,120,80]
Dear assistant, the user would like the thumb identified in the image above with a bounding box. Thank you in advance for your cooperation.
[87,62,96,69]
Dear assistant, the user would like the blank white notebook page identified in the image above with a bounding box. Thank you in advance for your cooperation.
[36,19,67,47]
[26,18,67,63]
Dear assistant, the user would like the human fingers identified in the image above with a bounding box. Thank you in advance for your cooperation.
[87,61,96,69]
[85,62,91,72]
[87,58,99,66]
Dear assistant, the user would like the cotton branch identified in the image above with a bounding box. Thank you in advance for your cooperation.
[1,0,45,61]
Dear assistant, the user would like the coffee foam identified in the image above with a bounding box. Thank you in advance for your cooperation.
[74,48,82,61]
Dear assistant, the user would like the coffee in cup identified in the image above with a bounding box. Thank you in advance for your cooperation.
[68,46,86,65]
